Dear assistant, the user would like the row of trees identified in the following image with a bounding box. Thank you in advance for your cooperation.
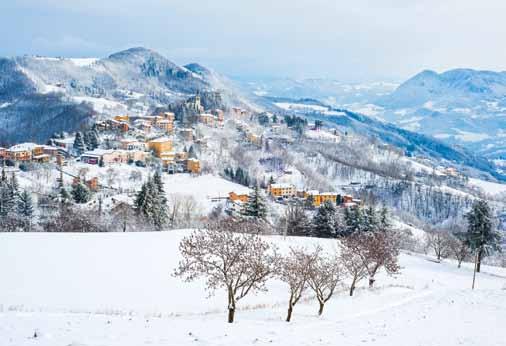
[283,200,389,239]
[174,212,401,323]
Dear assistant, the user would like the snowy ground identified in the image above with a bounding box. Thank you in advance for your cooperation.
[1,231,505,346]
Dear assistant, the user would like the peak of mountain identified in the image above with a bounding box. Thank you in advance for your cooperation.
[0,47,258,144]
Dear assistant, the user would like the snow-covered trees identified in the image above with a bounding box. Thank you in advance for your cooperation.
[311,201,338,238]
[17,190,34,231]
[73,132,86,156]
[307,248,342,315]
[242,185,267,220]
[134,173,168,230]
[425,229,452,262]
[464,200,501,273]
[174,219,277,323]
[284,202,311,236]
[278,247,316,322]
[71,182,91,204]
[339,234,370,296]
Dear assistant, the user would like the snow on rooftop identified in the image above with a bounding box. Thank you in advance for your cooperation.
[8,143,39,152]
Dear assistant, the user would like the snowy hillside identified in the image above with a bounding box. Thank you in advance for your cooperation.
[0,47,254,144]
[1,231,505,346]
[375,69,506,158]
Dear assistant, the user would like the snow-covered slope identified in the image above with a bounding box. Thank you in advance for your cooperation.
[376,69,506,158]
[0,47,253,144]
[0,231,505,346]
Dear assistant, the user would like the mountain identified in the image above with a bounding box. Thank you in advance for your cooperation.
[0,47,252,144]
[376,69,506,159]
[237,77,398,106]
[268,97,503,181]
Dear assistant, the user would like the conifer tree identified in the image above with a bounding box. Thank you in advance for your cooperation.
[0,180,15,217]
[134,176,168,230]
[71,182,91,204]
[88,129,100,149]
[73,132,86,156]
[311,201,337,238]
[83,131,92,150]
[17,190,34,231]
[465,200,501,272]
[242,186,267,220]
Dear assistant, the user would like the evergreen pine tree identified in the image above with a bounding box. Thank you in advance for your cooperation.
[311,201,337,238]
[88,129,99,149]
[73,132,86,156]
[71,183,91,204]
[17,190,34,231]
[188,145,197,159]
[465,200,501,272]
[83,131,92,150]
[0,180,15,217]
[242,185,267,220]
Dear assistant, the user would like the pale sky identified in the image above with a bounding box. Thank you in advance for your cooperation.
[1,0,506,82]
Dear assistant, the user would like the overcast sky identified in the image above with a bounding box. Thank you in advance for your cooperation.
[1,0,505,82]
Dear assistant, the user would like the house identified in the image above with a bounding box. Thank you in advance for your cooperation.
[159,151,176,166]
[311,192,339,207]
[114,115,129,123]
[53,138,75,152]
[199,113,216,126]
[176,151,189,161]
[73,176,99,191]
[148,137,173,158]
[247,133,262,147]
[120,139,146,151]
[0,147,6,159]
[6,143,41,161]
[161,111,175,122]
[81,149,148,165]
[179,128,194,141]
[186,158,201,174]
[269,183,297,198]
[155,119,174,133]
[229,191,249,203]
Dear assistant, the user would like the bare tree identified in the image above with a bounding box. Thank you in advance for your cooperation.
[364,231,401,287]
[307,247,342,316]
[425,229,451,262]
[174,219,277,323]
[340,234,369,296]
[447,233,470,268]
[277,246,317,322]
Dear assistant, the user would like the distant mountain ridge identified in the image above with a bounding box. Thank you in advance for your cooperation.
[0,47,253,144]
[375,68,506,159]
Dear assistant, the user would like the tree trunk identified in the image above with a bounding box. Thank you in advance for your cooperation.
[349,276,357,296]
[368,277,375,288]
[227,289,235,323]
[476,248,483,273]
[286,304,293,322]
[318,302,324,316]
[228,308,235,323]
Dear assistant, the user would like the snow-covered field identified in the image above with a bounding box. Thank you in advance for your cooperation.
[1,231,505,346]
[469,178,506,196]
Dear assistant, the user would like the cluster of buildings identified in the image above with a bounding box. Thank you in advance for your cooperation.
[234,120,263,147]
[0,143,64,164]
[268,183,361,208]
